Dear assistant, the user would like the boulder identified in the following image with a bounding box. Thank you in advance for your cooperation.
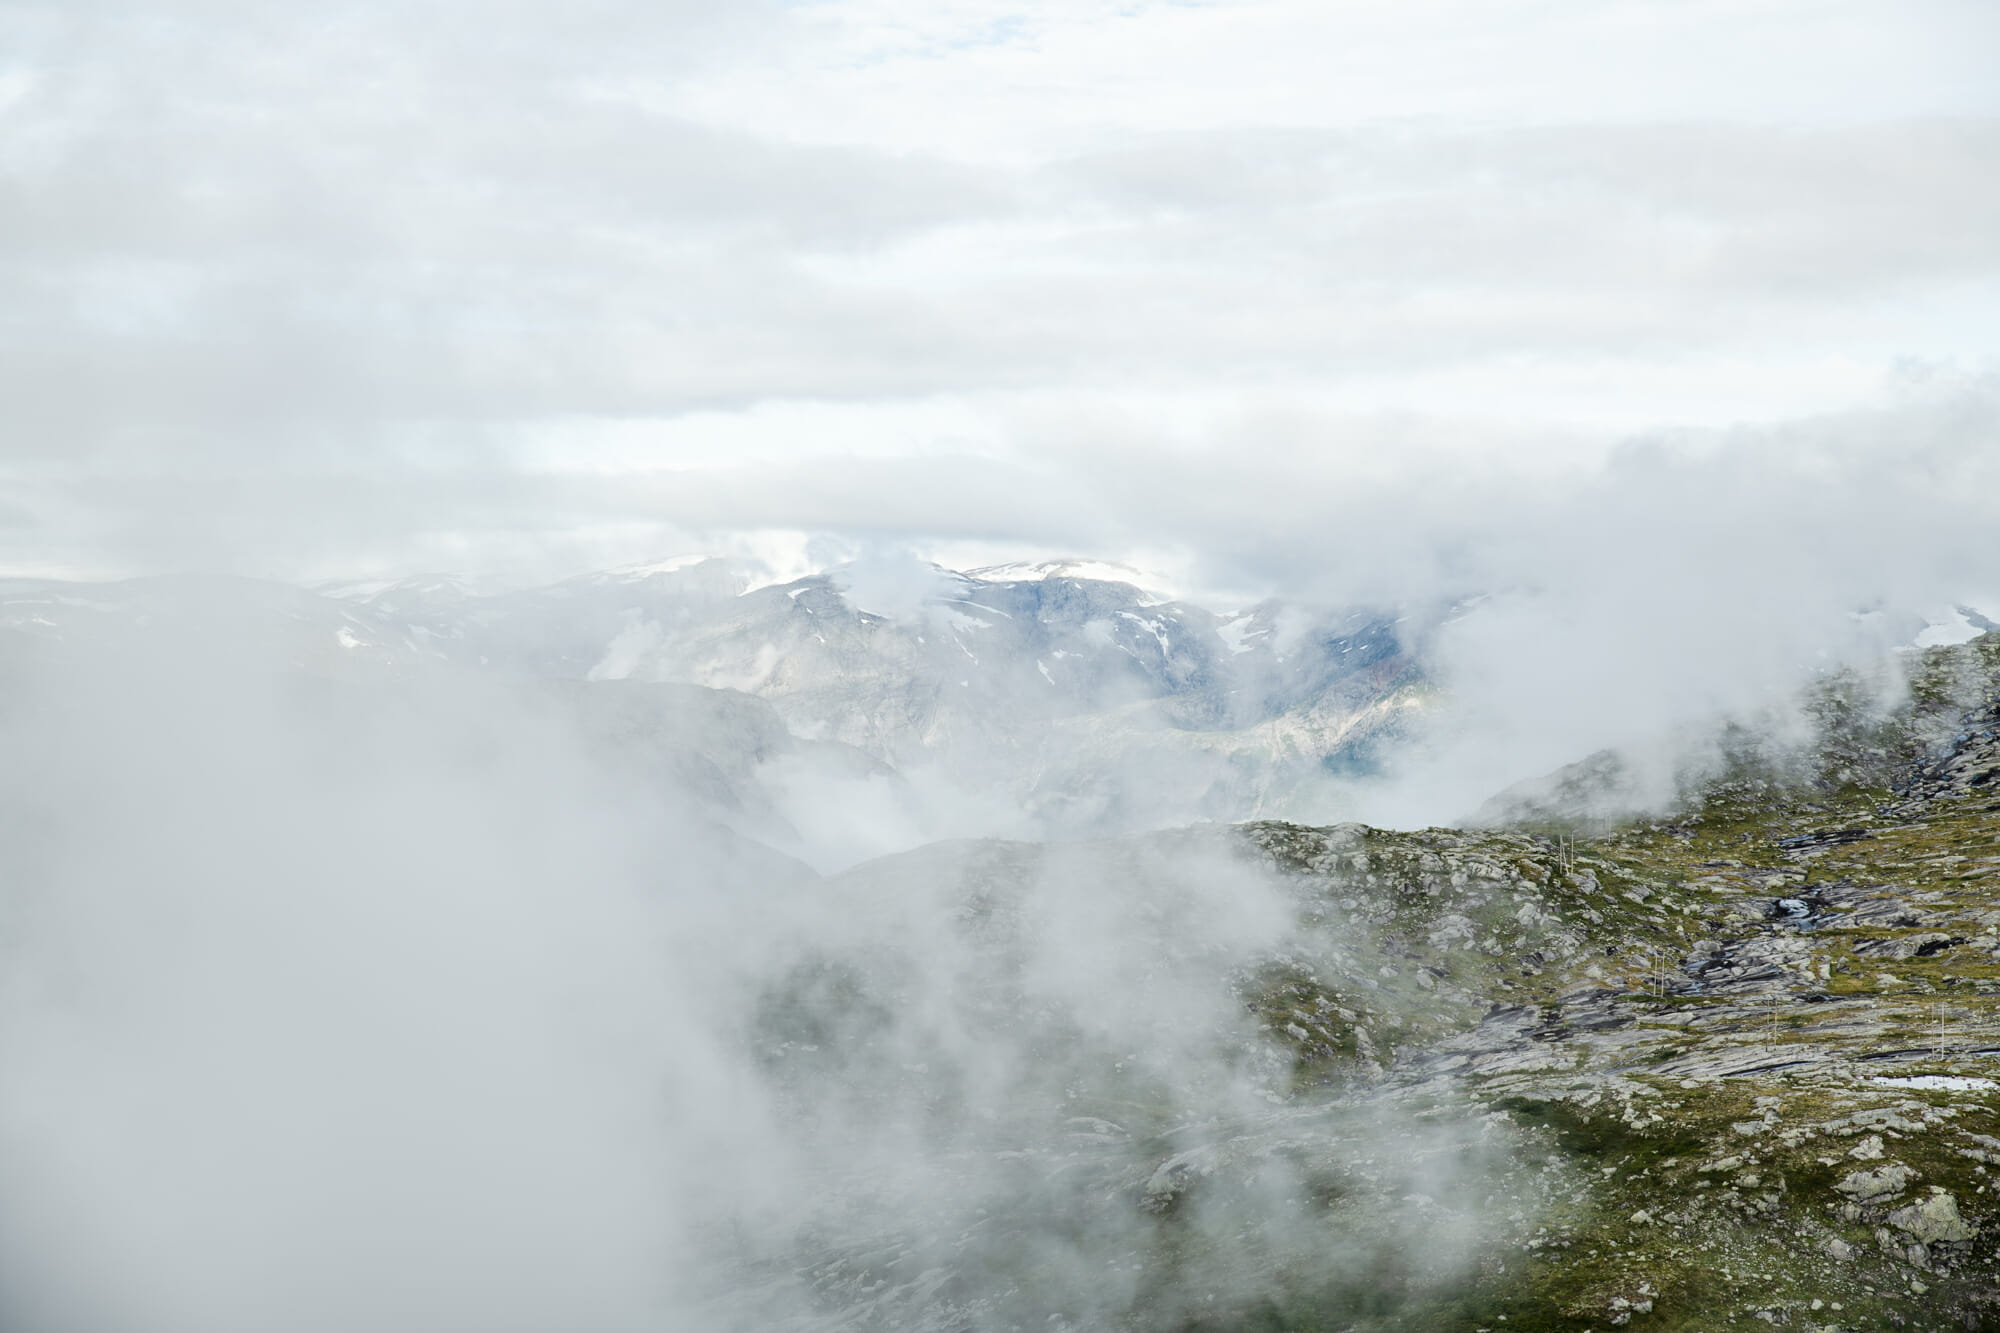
[1834,1164,1915,1202]
[1886,1189,1976,1245]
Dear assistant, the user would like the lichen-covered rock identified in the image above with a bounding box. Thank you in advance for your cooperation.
[1886,1188,1976,1244]
[1834,1163,1915,1201]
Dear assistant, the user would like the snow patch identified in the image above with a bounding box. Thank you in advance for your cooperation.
[1118,611,1174,660]
[1915,608,1985,648]
[601,553,712,580]
[967,558,1174,600]
[1217,613,1267,656]
[937,606,994,638]
[1871,1075,1995,1091]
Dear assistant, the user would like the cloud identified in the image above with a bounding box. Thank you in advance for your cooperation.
[4,5,1997,1324]
[1,0,1996,805]
[3,1,1996,584]
[0,620,1539,1330]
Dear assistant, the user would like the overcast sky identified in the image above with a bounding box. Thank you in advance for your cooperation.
[3,0,1997,591]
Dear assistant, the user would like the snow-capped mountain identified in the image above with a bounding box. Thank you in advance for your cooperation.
[14,561,1993,866]
[319,559,1429,828]
[307,559,1421,749]
[0,561,1432,858]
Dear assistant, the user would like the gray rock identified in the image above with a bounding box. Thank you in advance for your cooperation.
[1886,1188,1976,1244]
[1853,932,1962,961]
[1835,1164,1915,1202]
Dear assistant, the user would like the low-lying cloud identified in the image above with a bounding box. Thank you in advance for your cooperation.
[0,624,1546,1331]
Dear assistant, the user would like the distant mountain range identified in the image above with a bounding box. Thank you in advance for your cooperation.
[314,556,1425,750]
[7,560,1990,871]
[0,560,1432,865]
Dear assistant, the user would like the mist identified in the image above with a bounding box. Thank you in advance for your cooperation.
[4,0,1997,1325]
[0,622,1558,1331]
[1326,391,2000,827]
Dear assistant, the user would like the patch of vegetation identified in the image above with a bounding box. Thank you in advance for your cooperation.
[1207,635,2000,1329]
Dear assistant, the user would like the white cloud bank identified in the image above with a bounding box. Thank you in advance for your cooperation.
[2,0,1997,853]
[0,0,1994,585]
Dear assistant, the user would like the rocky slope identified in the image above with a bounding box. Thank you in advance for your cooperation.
[1224,632,2000,1329]
[752,631,2000,1330]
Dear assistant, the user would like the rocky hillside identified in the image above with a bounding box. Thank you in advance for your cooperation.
[754,631,2000,1330]
[1231,632,2000,1329]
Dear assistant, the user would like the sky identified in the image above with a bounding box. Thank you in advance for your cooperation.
[2,0,1998,591]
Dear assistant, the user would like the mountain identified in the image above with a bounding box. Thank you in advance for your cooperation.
[331,559,1433,835]
[3,562,1434,856]
[317,558,1425,756]
[7,557,2000,1330]
[0,573,427,673]
[761,627,2000,1329]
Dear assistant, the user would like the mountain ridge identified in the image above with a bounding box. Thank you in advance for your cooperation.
[774,628,2000,1329]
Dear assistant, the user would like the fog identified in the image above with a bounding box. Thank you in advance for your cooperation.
[1327,391,2000,828]
[0,641,698,1329]
[6,391,1995,1328]
[5,0,1996,1324]
[0,624,1548,1331]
